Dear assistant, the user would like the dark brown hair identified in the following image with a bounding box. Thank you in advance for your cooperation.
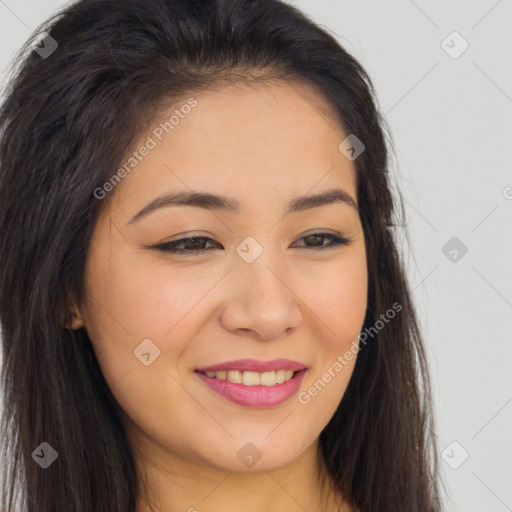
[0,0,443,510]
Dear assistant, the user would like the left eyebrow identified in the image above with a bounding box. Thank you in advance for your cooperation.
[126,187,358,226]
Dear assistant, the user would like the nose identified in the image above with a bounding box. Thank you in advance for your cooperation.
[218,253,303,341]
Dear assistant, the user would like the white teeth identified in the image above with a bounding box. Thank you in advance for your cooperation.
[242,371,260,386]
[259,371,276,386]
[203,369,297,386]
[226,370,242,384]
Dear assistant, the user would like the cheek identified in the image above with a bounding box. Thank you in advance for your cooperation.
[294,253,367,415]
[301,252,368,350]
[81,247,221,388]
[81,255,218,457]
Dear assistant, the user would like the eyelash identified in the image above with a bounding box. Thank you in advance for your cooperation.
[152,233,351,257]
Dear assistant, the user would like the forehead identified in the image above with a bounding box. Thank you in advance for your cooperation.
[107,80,357,220]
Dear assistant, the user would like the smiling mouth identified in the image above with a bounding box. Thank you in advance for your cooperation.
[195,369,300,387]
[194,367,308,408]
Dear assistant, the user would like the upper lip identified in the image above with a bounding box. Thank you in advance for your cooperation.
[195,358,307,373]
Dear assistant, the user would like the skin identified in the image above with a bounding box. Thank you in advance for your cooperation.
[71,80,367,512]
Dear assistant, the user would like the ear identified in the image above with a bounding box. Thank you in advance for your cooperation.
[67,308,85,330]
[62,297,86,330]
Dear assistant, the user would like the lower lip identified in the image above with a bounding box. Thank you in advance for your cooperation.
[195,369,307,408]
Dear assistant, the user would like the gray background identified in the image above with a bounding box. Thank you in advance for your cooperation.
[1,1,511,511]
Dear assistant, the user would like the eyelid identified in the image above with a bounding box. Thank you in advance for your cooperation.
[160,228,346,244]
[290,232,351,249]
[149,230,352,256]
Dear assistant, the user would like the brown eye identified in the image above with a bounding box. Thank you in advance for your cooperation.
[154,237,221,256]
[292,233,350,250]
[152,232,350,257]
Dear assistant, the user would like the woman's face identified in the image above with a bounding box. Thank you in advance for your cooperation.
[77,81,368,474]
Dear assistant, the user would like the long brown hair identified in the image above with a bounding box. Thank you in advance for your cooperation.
[0,0,442,510]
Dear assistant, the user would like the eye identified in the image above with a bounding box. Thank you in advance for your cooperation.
[153,236,221,256]
[152,232,351,257]
[291,233,351,250]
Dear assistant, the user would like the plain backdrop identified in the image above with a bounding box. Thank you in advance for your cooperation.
[1,1,511,511]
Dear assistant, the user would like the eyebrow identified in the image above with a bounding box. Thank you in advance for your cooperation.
[126,187,358,225]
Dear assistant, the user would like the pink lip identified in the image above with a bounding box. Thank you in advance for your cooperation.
[195,358,307,373]
[196,368,308,408]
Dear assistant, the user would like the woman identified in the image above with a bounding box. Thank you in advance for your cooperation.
[0,0,442,510]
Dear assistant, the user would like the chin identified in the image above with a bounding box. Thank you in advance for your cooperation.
[198,437,313,473]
